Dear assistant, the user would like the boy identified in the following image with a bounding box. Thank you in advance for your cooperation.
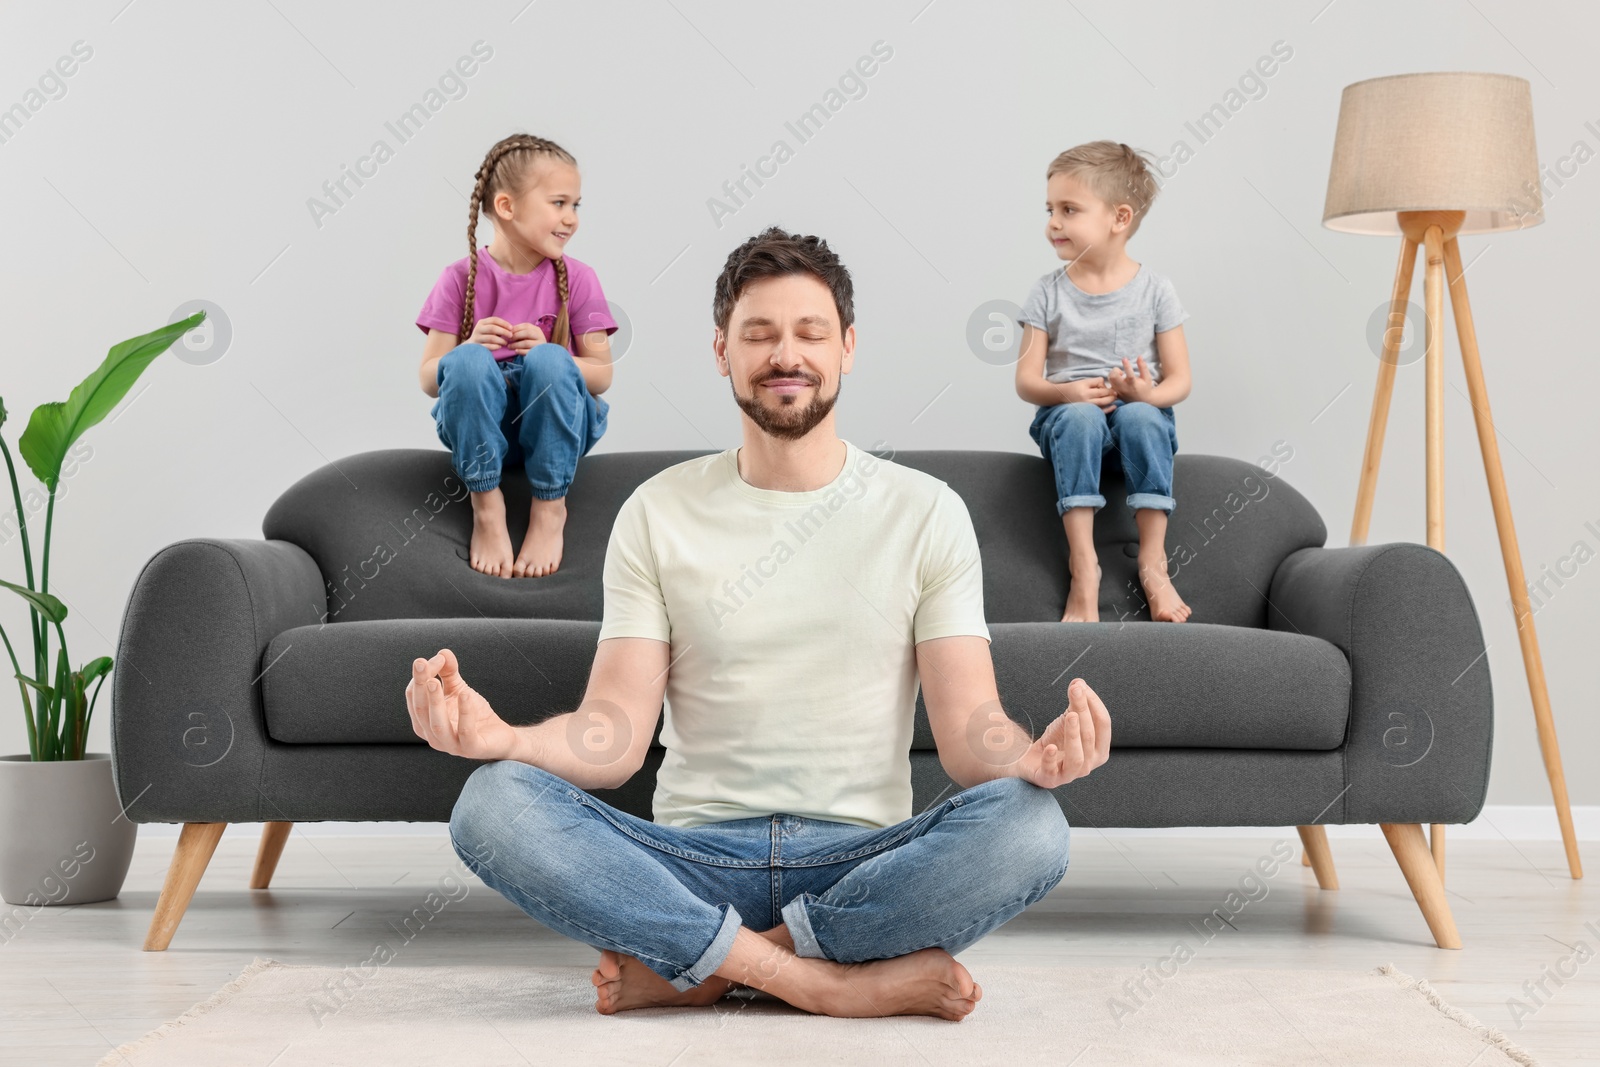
[1015,141,1193,623]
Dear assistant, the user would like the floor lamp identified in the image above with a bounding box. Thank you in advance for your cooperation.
[1296,72,1582,885]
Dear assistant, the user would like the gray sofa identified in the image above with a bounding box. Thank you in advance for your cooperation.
[112,447,1491,951]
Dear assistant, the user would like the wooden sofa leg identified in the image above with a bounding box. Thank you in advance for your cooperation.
[250,822,293,890]
[1381,823,1462,949]
[144,822,228,951]
[1296,825,1339,889]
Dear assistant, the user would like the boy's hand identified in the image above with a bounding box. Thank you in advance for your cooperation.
[1109,357,1157,402]
[1057,376,1116,410]
[466,316,516,351]
[406,649,521,762]
[1017,678,1112,789]
[508,322,548,354]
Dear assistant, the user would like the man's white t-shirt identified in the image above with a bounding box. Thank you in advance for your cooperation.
[596,438,992,829]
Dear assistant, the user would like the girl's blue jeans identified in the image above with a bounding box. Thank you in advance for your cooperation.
[449,761,1071,992]
[1028,398,1178,515]
[431,342,609,497]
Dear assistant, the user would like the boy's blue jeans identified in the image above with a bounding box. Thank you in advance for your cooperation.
[449,761,1071,992]
[1028,398,1178,515]
[431,342,608,497]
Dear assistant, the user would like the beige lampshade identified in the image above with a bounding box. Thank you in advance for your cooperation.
[1323,72,1543,236]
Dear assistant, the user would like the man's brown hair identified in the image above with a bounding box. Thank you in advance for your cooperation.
[713,227,855,333]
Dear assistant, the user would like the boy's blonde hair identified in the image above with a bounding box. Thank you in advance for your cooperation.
[1046,141,1161,239]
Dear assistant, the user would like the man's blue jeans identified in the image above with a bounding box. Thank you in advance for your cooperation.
[1028,398,1178,515]
[431,342,608,497]
[449,761,1071,992]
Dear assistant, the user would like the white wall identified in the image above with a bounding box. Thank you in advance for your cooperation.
[1,0,1594,805]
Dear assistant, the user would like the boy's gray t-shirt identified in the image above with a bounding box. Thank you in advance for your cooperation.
[1017,264,1189,385]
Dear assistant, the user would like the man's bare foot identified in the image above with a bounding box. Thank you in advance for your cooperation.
[810,948,983,1021]
[592,924,797,1014]
[469,489,515,578]
[512,496,567,578]
[1063,556,1101,622]
[1139,554,1191,622]
[592,950,734,1014]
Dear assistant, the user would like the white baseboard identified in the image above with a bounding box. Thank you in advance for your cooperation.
[134,805,1600,841]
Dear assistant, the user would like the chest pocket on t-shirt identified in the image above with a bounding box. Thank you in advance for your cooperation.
[1113,314,1151,360]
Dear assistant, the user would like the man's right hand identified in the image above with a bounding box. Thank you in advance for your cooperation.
[1057,376,1116,410]
[407,649,521,762]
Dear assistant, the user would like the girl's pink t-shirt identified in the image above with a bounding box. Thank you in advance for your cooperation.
[416,247,616,361]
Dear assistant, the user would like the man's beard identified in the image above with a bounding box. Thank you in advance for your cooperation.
[732,371,841,441]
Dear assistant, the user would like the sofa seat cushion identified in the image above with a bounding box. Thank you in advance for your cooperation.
[913,621,1350,751]
[263,619,1348,753]
[262,618,631,745]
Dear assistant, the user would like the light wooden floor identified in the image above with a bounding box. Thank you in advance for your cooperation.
[4,828,1595,1065]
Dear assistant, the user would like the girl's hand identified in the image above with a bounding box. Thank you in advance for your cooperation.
[508,322,548,354]
[467,316,516,351]
[1109,356,1158,402]
[1057,376,1116,410]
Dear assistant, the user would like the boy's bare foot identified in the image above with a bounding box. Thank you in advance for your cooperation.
[1063,556,1101,622]
[1139,554,1191,622]
[592,923,796,1014]
[512,496,567,578]
[468,489,515,578]
[810,948,983,1021]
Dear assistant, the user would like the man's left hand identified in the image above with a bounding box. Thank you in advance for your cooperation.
[1017,678,1112,789]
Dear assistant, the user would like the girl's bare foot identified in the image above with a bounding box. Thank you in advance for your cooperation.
[592,950,734,1014]
[1063,556,1101,622]
[811,948,983,1021]
[512,496,567,578]
[1139,554,1191,622]
[468,489,515,578]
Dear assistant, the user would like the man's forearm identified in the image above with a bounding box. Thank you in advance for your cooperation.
[942,716,1035,789]
[509,704,639,791]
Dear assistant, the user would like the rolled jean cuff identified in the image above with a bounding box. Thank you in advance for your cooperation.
[1056,494,1106,516]
[779,893,826,959]
[670,902,743,992]
[1125,492,1176,513]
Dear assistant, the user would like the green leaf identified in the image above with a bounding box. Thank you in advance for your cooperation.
[16,673,53,702]
[78,656,112,688]
[0,578,66,624]
[0,395,8,429]
[18,311,204,489]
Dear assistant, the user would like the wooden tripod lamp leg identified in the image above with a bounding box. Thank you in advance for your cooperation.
[250,822,294,890]
[144,822,227,951]
[1299,238,1420,874]
[1442,236,1583,880]
[1421,224,1449,880]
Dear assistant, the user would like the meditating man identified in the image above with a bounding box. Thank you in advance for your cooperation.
[406,226,1113,1021]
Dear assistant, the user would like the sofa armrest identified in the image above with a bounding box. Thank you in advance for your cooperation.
[111,539,326,823]
[1267,543,1492,825]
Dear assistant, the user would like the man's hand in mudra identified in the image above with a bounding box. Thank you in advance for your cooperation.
[1016,677,1112,789]
[407,649,519,762]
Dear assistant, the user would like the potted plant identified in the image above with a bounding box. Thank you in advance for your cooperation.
[0,312,203,907]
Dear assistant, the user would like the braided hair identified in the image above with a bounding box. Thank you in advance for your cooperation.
[460,134,578,350]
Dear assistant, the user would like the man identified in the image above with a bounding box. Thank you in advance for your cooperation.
[407,227,1113,1021]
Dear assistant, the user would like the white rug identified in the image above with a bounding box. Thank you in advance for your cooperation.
[98,958,1537,1066]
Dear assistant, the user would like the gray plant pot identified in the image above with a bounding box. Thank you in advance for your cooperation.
[0,752,137,906]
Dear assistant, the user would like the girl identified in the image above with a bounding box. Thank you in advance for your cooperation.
[416,133,617,579]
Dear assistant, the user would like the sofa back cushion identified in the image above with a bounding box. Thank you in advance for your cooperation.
[262,447,1325,628]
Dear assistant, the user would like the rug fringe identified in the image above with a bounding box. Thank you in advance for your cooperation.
[94,957,281,1067]
[1375,963,1540,1067]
